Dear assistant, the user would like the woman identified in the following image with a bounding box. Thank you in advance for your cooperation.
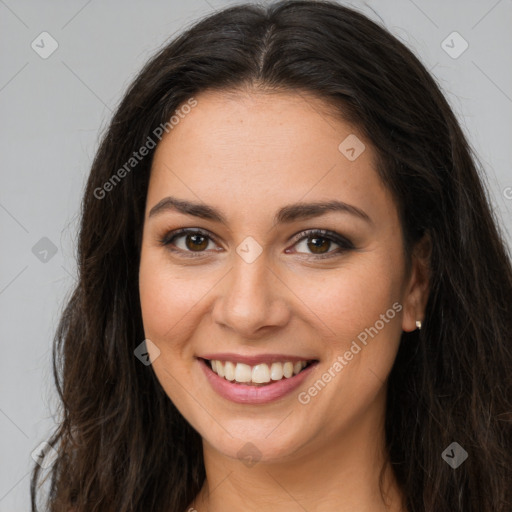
[31,1,512,511]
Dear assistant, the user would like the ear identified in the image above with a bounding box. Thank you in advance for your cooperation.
[401,232,431,332]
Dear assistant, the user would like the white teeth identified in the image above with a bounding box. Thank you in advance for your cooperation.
[224,361,236,381]
[252,364,270,384]
[209,359,312,384]
[283,362,293,378]
[270,362,283,380]
[234,363,252,383]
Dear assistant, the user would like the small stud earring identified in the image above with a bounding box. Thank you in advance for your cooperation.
[415,320,422,330]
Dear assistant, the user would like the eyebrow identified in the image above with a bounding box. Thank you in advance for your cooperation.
[148,196,373,226]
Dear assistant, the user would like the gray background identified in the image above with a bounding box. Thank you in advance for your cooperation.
[1,0,511,510]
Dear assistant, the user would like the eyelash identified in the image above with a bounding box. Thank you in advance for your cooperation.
[158,228,354,259]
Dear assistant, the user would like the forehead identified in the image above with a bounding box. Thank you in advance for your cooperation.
[153,89,363,167]
[147,89,395,227]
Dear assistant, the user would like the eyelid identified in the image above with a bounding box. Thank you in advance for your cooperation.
[158,227,220,257]
[159,227,354,258]
[289,228,354,249]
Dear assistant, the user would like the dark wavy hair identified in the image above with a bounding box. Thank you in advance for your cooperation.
[31,1,512,511]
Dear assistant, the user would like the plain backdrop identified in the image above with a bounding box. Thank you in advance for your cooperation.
[1,0,511,510]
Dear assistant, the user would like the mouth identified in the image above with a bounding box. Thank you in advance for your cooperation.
[197,356,319,404]
[200,358,318,386]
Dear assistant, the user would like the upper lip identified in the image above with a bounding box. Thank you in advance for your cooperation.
[198,353,318,366]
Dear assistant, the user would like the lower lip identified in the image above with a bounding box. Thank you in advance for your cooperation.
[198,358,318,405]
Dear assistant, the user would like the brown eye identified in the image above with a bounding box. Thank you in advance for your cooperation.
[160,228,353,259]
[184,233,209,251]
[305,235,332,254]
[289,229,354,258]
[160,228,217,256]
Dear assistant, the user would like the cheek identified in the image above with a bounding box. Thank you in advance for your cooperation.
[139,249,208,340]
[295,262,404,427]
[300,258,402,340]
[138,253,204,406]
[301,256,404,402]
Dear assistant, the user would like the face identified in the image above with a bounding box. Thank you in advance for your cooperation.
[139,89,428,464]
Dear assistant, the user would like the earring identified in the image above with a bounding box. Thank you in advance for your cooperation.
[415,320,422,330]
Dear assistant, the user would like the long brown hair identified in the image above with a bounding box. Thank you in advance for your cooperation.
[31,1,512,510]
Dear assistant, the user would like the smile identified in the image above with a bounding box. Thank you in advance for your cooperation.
[207,359,315,385]
[198,356,319,404]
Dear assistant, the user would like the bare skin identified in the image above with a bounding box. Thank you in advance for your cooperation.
[138,88,430,512]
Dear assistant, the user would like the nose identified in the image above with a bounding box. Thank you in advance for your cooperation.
[211,252,291,338]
